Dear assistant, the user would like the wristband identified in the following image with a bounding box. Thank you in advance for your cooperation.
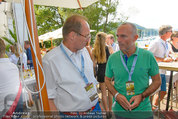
[114,92,119,99]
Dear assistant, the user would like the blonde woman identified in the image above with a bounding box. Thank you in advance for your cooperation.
[0,38,23,118]
[9,43,28,69]
[92,32,110,113]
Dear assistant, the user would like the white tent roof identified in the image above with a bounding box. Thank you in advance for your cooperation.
[5,0,98,9]
[38,27,96,42]
[38,28,63,42]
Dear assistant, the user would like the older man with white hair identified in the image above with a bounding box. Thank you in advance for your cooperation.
[148,25,174,110]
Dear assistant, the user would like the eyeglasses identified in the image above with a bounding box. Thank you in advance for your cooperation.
[74,31,91,39]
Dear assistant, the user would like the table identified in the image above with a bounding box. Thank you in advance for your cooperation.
[24,75,36,86]
[158,61,178,111]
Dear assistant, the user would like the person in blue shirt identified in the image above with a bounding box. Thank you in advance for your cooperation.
[24,41,33,68]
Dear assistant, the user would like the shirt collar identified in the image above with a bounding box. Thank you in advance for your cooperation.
[159,38,167,44]
[120,47,139,56]
[61,42,83,57]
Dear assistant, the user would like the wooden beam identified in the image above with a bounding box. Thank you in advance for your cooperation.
[25,0,50,111]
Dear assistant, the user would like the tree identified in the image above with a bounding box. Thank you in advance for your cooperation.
[35,6,64,36]
[35,0,128,46]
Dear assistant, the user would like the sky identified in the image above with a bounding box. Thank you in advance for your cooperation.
[117,0,178,29]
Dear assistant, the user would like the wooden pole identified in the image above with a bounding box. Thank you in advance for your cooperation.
[25,0,50,111]
[77,0,83,10]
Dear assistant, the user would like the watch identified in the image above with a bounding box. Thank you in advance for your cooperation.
[114,92,119,99]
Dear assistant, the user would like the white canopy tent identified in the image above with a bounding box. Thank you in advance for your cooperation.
[38,27,63,42]
[4,0,98,9]
[38,27,96,42]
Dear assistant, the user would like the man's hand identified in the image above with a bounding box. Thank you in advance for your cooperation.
[129,94,142,110]
[116,94,131,111]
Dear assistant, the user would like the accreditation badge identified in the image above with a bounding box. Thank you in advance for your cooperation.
[85,83,98,102]
[126,81,135,95]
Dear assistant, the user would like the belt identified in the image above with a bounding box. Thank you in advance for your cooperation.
[62,105,96,116]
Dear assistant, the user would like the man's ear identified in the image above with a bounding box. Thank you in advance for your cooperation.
[134,34,139,42]
[68,31,75,41]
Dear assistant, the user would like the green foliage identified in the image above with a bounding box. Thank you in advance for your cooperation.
[35,6,64,36]
[43,41,51,48]
[1,20,17,45]
[2,36,14,45]
[8,29,17,42]
[1,20,18,52]
[53,38,62,46]
[35,0,128,47]
[5,44,11,52]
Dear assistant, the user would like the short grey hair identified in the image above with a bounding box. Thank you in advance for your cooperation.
[119,22,137,35]
[159,25,172,36]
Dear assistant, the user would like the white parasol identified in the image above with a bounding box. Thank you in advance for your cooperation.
[4,0,99,9]
[38,27,96,42]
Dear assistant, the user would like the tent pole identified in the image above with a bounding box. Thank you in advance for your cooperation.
[77,0,83,10]
[25,0,50,111]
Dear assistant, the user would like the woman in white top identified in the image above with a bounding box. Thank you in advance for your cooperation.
[0,38,23,118]
[9,43,28,69]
